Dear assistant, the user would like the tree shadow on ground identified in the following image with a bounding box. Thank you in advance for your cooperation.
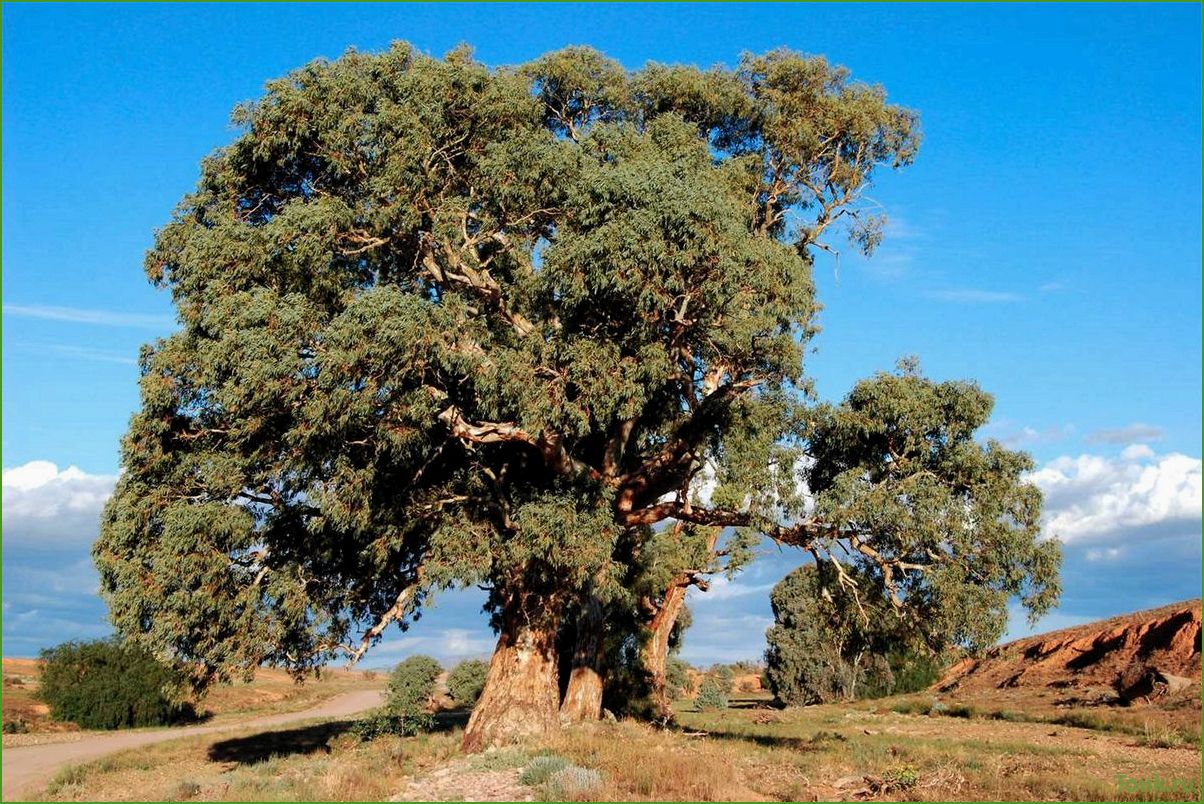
[671,720,836,752]
[208,720,356,764]
[208,709,472,765]
[432,709,471,731]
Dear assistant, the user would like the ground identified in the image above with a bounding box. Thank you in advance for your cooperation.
[7,601,1201,801]
[18,688,1200,802]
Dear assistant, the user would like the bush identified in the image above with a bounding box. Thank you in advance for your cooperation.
[3,717,29,734]
[385,655,442,716]
[664,656,692,700]
[520,755,572,786]
[38,639,194,730]
[714,664,735,692]
[546,765,604,798]
[446,659,488,708]
[694,676,729,711]
[349,709,434,741]
[882,765,920,790]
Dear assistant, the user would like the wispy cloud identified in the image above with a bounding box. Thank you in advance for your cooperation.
[3,303,173,329]
[927,289,1024,304]
[24,343,138,366]
[1087,422,1166,444]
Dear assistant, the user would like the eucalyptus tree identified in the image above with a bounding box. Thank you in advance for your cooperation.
[95,42,1056,752]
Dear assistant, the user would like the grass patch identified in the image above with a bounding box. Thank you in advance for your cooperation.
[519,755,571,786]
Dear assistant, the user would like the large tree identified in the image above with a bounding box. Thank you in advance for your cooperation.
[95,43,1056,752]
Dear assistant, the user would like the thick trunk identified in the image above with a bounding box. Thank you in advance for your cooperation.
[643,581,687,718]
[462,595,560,753]
[560,593,606,722]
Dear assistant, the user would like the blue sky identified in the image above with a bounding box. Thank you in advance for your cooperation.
[3,3,1201,667]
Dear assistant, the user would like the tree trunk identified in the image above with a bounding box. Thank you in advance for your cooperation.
[643,581,687,718]
[462,594,560,753]
[560,592,606,722]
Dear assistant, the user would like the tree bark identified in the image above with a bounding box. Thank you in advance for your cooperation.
[642,581,688,718]
[462,594,561,753]
[560,592,606,722]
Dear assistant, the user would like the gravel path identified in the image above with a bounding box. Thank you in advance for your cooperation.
[1,689,384,801]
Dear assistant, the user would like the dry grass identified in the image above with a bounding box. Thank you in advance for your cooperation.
[30,691,1201,802]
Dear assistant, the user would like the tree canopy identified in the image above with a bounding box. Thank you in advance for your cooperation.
[93,42,1055,750]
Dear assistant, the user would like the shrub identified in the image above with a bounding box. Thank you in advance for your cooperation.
[385,655,442,716]
[38,639,193,730]
[694,676,729,711]
[520,755,572,786]
[2,717,29,734]
[664,656,692,700]
[882,765,920,790]
[546,765,604,798]
[446,659,488,708]
[350,710,434,741]
[714,664,735,692]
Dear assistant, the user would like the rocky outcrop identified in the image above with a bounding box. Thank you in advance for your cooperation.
[938,600,1201,696]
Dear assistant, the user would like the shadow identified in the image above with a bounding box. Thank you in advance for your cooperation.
[708,731,824,751]
[208,720,356,764]
[662,718,830,752]
[726,698,777,710]
[431,709,471,732]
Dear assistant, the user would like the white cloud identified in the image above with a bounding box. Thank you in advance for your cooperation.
[2,460,117,548]
[927,288,1023,303]
[369,628,496,665]
[1028,448,1201,546]
[983,420,1076,447]
[3,303,173,329]
[1086,422,1166,444]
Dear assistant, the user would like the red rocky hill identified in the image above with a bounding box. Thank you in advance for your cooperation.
[938,599,1201,698]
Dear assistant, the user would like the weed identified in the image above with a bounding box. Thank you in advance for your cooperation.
[544,766,604,800]
[468,747,529,771]
[167,779,203,800]
[882,764,921,790]
[519,755,571,786]
[45,765,88,796]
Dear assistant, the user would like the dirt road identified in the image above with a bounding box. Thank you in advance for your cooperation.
[1,689,384,801]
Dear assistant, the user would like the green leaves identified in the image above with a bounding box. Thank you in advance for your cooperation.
[96,42,982,693]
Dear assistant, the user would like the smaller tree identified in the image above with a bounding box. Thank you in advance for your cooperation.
[664,656,692,701]
[386,655,443,716]
[447,659,489,708]
[713,664,736,693]
[38,640,193,729]
[694,675,729,711]
[765,564,945,705]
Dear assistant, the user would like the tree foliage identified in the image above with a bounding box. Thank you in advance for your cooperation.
[694,675,729,711]
[89,41,1053,737]
[38,640,194,730]
[447,659,489,708]
[385,655,442,716]
[765,366,1061,706]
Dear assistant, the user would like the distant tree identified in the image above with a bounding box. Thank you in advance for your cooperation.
[447,659,489,708]
[764,366,1061,706]
[92,40,1056,752]
[714,664,736,693]
[664,656,692,701]
[694,675,729,711]
[385,655,442,716]
[38,640,193,730]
